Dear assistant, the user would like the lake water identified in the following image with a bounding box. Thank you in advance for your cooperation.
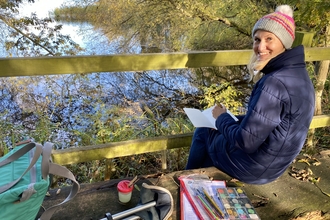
[0,19,196,149]
[17,1,112,55]
[59,21,123,55]
[0,21,117,57]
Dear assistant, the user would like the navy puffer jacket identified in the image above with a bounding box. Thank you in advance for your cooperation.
[210,45,315,184]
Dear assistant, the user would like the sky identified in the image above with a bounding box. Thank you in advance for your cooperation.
[20,0,66,18]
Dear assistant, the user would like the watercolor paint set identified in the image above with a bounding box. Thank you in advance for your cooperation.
[179,174,261,220]
[216,187,260,220]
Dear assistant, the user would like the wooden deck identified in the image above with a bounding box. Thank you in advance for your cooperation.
[40,154,330,220]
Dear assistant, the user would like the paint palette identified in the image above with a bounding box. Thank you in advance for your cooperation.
[216,187,260,220]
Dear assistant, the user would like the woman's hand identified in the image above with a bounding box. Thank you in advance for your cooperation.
[212,104,227,119]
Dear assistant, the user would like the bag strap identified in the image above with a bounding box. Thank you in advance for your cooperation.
[39,163,80,220]
[0,142,43,193]
[0,141,80,220]
[39,143,80,220]
[41,142,53,180]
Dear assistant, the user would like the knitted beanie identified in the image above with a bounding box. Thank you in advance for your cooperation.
[252,5,295,49]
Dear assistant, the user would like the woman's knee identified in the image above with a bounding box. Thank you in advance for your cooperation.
[193,127,210,140]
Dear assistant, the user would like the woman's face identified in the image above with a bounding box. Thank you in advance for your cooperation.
[253,30,285,61]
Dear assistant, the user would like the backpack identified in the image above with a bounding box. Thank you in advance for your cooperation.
[0,141,80,220]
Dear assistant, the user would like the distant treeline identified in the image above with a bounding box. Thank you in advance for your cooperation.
[53,5,98,21]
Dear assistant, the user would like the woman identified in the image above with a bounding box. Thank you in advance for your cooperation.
[185,5,315,184]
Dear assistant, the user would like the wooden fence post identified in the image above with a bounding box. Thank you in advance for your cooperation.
[292,31,317,152]
[292,31,314,47]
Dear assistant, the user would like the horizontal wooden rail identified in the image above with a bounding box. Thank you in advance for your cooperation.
[2,31,329,167]
[52,114,330,165]
[0,50,252,77]
[1,47,330,77]
[309,115,330,129]
[51,133,193,165]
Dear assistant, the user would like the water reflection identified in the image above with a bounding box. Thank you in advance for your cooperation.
[59,21,143,55]
[0,21,196,149]
[60,21,118,55]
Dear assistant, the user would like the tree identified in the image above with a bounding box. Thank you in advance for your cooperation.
[0,0,82,56]
[0,0,85,149]
[55,0,259,112]
[57,0,330,141]
[294,0,330,114]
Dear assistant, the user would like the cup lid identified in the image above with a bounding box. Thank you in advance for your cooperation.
[117,180,134,193]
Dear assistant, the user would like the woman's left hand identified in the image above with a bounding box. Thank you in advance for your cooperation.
[212,104,227,119]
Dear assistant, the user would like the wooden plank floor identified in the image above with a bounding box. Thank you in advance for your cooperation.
[40,154,330,220]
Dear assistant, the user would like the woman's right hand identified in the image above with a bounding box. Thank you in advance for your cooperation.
[212,104,226,119]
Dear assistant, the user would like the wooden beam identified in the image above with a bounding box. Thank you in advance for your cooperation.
[292,31,314,48]
[305,47,330,62]
[309,115,330,129]
[51,133,193,165]
[0,50,253,77]
[1,47,329,77]
[51,114,330,165]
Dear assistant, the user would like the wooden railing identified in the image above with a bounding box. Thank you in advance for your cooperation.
[1,32,330,167]
[2,45,329,77]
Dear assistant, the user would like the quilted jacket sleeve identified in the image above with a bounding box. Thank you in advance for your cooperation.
[215,75,288,154]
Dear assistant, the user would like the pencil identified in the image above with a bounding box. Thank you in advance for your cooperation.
[195,194,219,220]
[202,187,224,218]
[192,187,220,220]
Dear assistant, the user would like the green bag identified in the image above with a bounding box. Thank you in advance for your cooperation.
[0,141,80,220]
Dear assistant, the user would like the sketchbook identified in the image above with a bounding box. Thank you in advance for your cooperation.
[183,105,239,130]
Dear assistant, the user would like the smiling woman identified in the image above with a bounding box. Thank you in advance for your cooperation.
[185,5,316,185]
[253,31,285,62]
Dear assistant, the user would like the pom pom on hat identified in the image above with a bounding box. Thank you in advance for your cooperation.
[252,5,295,49]
[276,5,293,17]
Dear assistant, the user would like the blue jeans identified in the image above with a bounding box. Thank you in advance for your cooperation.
[185,127,214,169]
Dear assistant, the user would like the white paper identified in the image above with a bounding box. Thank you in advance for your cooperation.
[183,107,217,129]
[182,192,199,220]
[183,105,238,130]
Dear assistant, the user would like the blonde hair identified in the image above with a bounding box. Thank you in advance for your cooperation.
[247,53,271,83]
[247,46,285,83]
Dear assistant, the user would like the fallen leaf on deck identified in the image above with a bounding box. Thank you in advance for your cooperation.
[312,158,321,166]
[56,189,61,195]
[297,158,311,166]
